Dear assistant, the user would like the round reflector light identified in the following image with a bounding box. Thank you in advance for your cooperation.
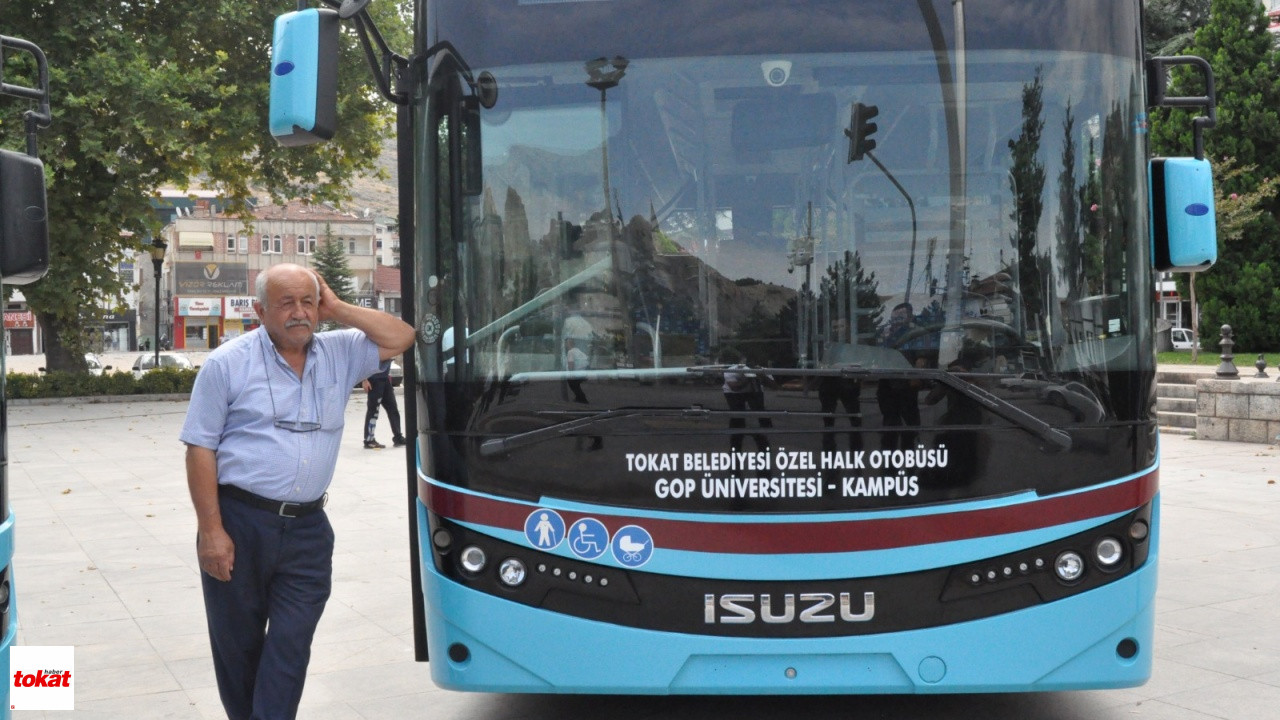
[1055,551,1085,582]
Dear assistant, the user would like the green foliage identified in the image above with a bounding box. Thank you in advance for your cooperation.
[1143,0,1212,57]
[312,227,357,305]
[3,368,197,399]
[1150,0,1280,190]
[137,367,198,394]
[311,227,357,330]
[0,1,409,370]
[1149,0,1280,352]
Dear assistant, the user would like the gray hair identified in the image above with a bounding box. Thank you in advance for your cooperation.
[255,264,319,305]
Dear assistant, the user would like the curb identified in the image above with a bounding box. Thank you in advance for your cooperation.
[8,393,192,406]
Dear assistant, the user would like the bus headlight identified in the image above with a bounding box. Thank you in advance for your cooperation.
[1094,537,1124,568]
[460,545,487,574]
[498,558,527,587]
[1054,551,1085,583]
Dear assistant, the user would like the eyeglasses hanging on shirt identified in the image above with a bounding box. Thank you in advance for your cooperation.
[262,338,323,432]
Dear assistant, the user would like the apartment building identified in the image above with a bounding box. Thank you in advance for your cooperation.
[161,199,379,349]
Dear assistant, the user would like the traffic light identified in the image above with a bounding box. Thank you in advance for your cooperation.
[846,102,879,162]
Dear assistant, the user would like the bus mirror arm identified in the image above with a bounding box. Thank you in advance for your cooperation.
[316,0,410,105]
[1147,56,1217,161]
[0,34,53,158]
[417,40,499,110]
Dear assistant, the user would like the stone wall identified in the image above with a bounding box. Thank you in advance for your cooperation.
[1196,377,1280,443]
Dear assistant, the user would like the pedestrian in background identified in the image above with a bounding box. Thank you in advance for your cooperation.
[362,358,405,449]
[179,263,414,720]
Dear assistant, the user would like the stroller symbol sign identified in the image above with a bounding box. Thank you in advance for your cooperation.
[610,525,654,567]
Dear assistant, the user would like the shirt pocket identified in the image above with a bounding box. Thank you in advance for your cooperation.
[314,378,348,430]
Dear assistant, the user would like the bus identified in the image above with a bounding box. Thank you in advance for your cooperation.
[0,32,52,715]
[272,0,1218,693]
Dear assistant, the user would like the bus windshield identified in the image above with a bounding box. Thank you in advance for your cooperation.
[416,0,1153,509]
[424,0,1148,389]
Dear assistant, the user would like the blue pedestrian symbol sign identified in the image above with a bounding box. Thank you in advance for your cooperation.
[524,509,565,550]
[567,517,609,560]
[611,525,654,568]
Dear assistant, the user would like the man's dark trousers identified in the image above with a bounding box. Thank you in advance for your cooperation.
[201,495,334,720]
[364,377,402,442]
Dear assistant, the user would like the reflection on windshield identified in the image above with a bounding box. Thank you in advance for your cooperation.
[435,45,1144,416]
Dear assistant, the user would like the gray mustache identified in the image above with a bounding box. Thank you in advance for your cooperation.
[286,319,313,329]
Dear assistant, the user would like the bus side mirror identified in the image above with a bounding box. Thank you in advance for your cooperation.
[269,8,339,146]
[0,148,50,285]
[1149,157,1216,272]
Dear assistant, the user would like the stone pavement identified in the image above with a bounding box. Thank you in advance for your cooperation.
[5,397,1280,719]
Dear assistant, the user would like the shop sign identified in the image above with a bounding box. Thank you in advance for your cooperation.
[3,311,35,329]
[179,297,223,317]
[224,296,258,320]
[175,262,248,294]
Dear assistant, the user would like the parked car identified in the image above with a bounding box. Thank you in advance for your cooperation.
[131,351,195,378]
[84,353,110,376]
[1171,327,1201,351]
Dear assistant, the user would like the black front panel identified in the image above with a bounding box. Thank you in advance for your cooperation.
[421,377,1154,513]
[429,502,1152,637]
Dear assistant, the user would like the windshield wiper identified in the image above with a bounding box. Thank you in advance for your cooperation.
[479,407,712,457]
[687,365,1072,451]
[482,367,1072,457]
[480,404,847,457]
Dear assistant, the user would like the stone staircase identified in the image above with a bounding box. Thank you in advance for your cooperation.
[1156,369,1204,435]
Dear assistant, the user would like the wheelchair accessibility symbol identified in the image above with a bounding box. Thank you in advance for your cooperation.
[610,525,654,568]
[567,518,609,560]
[524,509,565,550]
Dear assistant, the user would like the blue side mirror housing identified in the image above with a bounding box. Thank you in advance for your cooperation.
[269,8,339,146]
[1150,157,1217,272]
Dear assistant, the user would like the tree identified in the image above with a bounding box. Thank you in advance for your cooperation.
[311,226,357,318]
[818,250,882,341]
[0,2,408,370]
[1150,0,1280,351]
[1007,69,1049,327]
[1182,159,1280,358]
[1143,0,1212,57]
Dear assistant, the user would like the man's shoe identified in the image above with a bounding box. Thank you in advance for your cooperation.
[392,437,407,447]
[364,440,385,449]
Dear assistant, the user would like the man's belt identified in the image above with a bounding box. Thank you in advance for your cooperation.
[219,484,327,518]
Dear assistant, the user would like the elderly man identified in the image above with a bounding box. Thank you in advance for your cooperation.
[180,263,414,719]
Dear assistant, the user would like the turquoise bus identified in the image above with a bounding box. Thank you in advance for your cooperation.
[273,0,1217,694]
[0,32,52,716]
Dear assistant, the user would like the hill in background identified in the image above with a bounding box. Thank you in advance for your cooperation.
[344,137,399,218]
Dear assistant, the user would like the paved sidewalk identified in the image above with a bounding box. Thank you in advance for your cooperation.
[6,399,1280,719]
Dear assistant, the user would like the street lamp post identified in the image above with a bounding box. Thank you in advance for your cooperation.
[147,238,167,368]
[585,56,628,222]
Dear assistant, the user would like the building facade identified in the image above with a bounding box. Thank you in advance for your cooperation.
[162,200,380,349]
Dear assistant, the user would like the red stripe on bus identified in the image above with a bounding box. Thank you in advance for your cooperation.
[424,470,1157,555]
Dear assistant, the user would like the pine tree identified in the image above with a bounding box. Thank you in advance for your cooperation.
[311,226,356,329]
